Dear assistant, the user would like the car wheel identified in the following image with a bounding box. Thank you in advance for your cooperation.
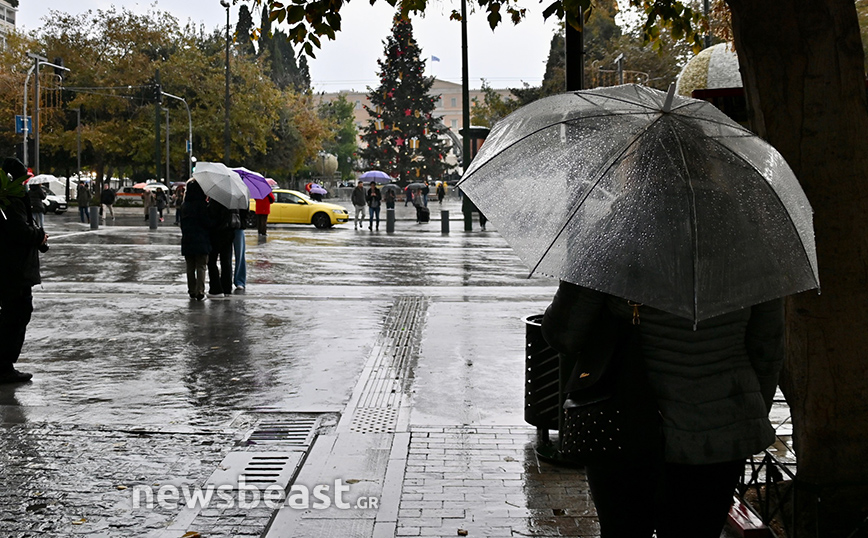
[312,213,331,229]
[54,210,65,215]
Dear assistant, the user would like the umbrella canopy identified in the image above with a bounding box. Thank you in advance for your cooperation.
[191,162,250,209]
[459,83,819,322]
[28,174,59,185]
[360,170,392,183]
[232,167,273,200]
[380,184,401,193]
[309,185,327,195]
[265,178,278,187]
[406,182,426,190]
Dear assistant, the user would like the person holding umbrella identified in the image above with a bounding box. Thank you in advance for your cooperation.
[254,191,275,237]
[365,181,382,231]
[206,196,234,298]
[179,180,210,301]
[459,84,820,538]
[351,180,366,230]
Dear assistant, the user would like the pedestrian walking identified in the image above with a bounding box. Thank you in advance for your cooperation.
[542,285,784,538]
[179,180,211,301]
[233,207,249,293]
[0,157,49,383]
[254,191,275,237]
[421,181,430,207]
[77,182,91,223]
[413,188,429,223]
[142,188,152,221]
[436,181,446,204]
[366,181,382,230]
[351,180,366,229]
[383,188,396,210]
[206,197,234,297]
[100,183,116,222]
[154,189,168,222]
[172,184,185,226]
[404,186,412,207]
[28,183,46,229]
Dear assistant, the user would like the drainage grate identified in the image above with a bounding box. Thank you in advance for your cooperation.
[205,452,303,489]
[245,416,319,446]
[355,296,428,409]
[349,408,399,434]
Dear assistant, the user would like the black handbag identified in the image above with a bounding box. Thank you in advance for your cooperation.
[560,305,661,464]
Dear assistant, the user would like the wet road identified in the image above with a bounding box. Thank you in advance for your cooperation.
[8,205,555,430]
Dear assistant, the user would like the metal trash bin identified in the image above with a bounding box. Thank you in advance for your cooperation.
[522,314,560,437]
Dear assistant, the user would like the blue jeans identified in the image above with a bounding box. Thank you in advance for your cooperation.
[369,206,380,227]
[233,229,246,288]
[78,206,89,223]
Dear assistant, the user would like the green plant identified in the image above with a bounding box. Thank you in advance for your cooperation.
[0,172,26,211]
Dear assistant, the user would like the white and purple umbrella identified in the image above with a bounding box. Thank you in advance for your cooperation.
[232,167,273,200]
[359,170,392,184]
[309,184,328,195]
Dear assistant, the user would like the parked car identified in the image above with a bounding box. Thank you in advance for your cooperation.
[249,189,349,229]
[43,186,68,214]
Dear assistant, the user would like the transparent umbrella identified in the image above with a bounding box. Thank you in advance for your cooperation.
[458,84,819,322]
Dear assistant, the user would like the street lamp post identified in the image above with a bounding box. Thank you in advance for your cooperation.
[22,53,69,172]
[162,91,193,178]
[220,0,231,165]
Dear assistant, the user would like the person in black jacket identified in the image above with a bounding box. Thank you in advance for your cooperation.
[0,157,49,383]
[366,182,382,230]
[206,197,234,297]
[28,184,46,229]
[179,180,211,301]
[100,183,116,221]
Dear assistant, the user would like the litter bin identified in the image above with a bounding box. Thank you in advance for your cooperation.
[522,314,560,439]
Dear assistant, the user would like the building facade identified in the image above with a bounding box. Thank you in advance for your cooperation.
[0,0,16,49]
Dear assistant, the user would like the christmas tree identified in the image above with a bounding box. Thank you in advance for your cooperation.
[359,14,452,183]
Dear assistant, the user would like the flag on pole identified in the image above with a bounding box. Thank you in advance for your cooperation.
[431,55,440,62]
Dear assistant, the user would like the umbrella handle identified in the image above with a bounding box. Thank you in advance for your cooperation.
[662,82,676,113]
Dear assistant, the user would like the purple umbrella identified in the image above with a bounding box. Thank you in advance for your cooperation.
[232,167,273,200]
[359,170,392,184]
[310,185,328,195]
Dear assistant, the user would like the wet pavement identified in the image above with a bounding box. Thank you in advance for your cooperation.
[0,200,789,537]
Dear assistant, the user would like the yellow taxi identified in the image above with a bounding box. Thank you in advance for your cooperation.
[250,189,349,229]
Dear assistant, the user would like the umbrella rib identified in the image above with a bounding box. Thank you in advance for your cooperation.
[527,113,669,279]
[668,114,819,286]
[458,108,658,186]
[667,122,700,323]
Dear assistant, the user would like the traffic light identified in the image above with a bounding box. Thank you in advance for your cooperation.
[53,58,64,76]
[154,83,162,104]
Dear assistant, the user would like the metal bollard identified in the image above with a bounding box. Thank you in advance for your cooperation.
[149,206,158,229]
[386,208,395,233]
[89,206,99,230]
[440,210,449,234]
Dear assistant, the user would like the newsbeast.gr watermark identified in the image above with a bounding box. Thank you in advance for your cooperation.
[131,479,379,510]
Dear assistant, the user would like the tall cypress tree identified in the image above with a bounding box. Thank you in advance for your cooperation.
[359,14,451,183]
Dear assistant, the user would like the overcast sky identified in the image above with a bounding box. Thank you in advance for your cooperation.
[16,0,561,93]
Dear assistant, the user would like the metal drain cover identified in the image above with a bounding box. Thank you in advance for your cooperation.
[206,452,303,489]
[246,416,319,446]
[349,408,399,433]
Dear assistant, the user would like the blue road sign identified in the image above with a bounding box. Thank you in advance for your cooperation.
[15,115,32,134]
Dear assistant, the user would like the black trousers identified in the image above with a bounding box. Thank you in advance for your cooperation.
[585,458,743,538]
[208,238,233,295]
[0,286,34,371]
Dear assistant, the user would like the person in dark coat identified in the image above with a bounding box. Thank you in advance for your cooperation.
[365,182,382,231]
[154,189,168,222]
[206,197,234,297]
[28,183,46,229]
[179,180,211,301]
[0,157,48,383]
[542,282,784,538]
[77,182,91,223]
[100,183,116,221]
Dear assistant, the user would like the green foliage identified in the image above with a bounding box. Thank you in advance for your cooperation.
[318,94,359,180]
[358,14,453,182]
[0,171,26,211]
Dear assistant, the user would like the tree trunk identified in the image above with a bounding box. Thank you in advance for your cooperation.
[728,0,868,535]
